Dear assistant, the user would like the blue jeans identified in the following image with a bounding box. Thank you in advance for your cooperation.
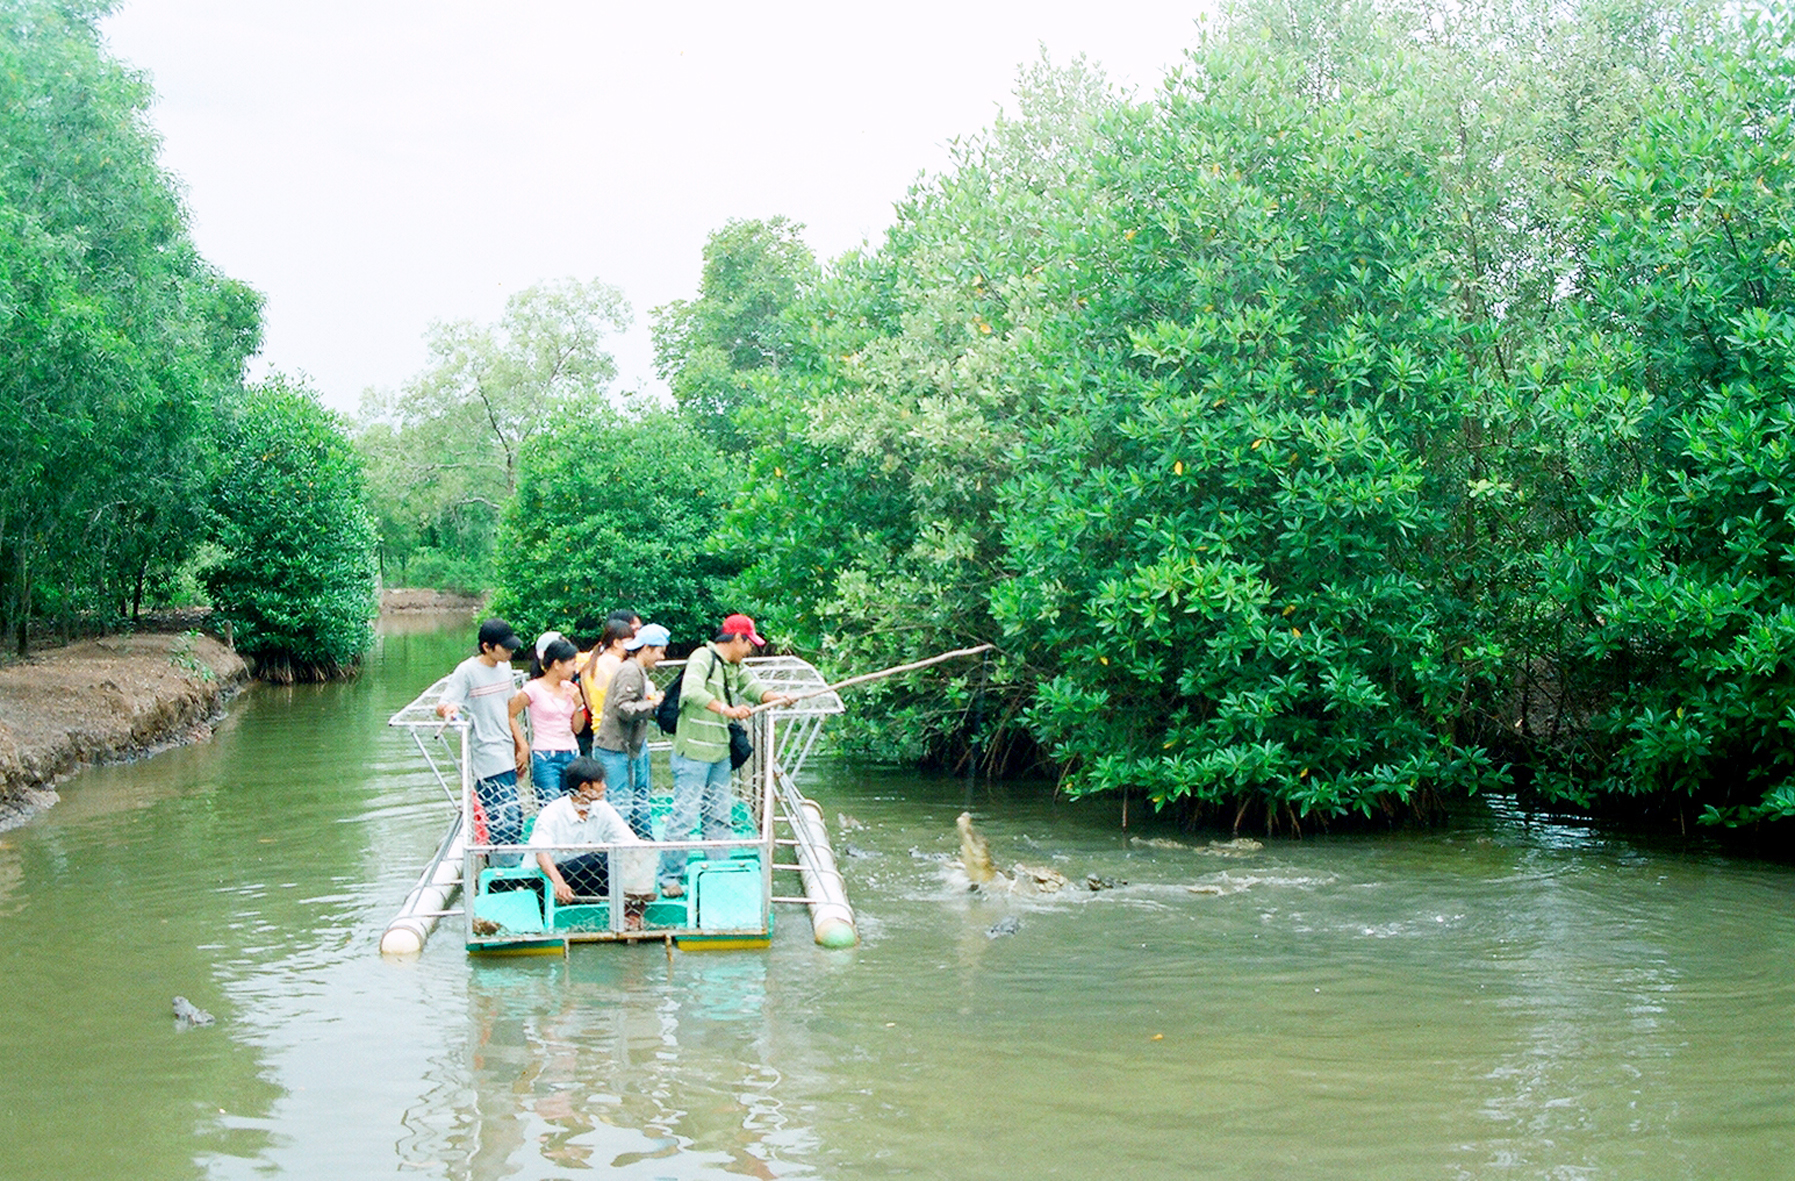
[531,750,577,803]
[474,769,522,866]
[661,752,733,890]
[595,746,653,839]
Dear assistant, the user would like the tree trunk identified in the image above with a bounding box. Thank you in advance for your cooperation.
[15,546,29,658]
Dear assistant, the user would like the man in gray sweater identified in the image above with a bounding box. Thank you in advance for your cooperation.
[593,622,668,840]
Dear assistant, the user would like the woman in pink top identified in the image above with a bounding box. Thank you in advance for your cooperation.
[509,633,586,802]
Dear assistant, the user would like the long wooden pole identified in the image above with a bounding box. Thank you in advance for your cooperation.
[752,643,994,713]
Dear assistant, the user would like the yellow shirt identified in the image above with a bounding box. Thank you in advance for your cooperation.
[582,650,624,719]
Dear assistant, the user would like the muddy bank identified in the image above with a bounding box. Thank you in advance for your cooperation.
[379,588,487,614]
[0,632,247,831]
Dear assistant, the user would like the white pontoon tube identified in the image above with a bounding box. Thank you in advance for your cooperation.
[778,770,856,948]
[380,811,465,956]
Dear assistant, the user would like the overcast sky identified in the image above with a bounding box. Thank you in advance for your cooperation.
[102,2,1212,413]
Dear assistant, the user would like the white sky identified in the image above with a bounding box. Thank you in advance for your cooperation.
[102,2,1212,413]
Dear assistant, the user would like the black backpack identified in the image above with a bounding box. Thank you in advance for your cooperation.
[655,655,692,735]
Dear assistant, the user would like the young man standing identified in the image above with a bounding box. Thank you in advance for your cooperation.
[436,618,529,862]
[659,613,791,896]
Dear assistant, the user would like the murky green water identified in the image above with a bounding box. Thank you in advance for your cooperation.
[2,618,1793,1180]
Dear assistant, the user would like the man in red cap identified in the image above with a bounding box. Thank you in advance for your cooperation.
[659,613,791,896]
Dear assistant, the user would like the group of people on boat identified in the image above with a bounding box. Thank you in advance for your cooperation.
[434,611,791,925]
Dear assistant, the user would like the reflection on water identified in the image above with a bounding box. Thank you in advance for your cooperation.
[417,952,798,1179]
[0,616,1792,1179]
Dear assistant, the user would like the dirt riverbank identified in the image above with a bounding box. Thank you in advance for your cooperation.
[0,632,247,831]
[0,592,485,831]
[379,588,487,614]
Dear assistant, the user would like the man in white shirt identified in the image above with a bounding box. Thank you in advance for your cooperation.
[527,756,650,908]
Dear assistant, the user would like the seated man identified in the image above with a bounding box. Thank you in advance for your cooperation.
[527,756,654,925]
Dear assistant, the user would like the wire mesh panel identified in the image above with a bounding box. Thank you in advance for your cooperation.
[386,672,480,812]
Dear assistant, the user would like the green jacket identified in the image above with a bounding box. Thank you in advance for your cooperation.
[672,644,767,763]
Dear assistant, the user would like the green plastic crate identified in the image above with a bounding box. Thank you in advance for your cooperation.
[474,887,546,934]
[692,860,763,931]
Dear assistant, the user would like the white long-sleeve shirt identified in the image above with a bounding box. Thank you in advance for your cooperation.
[527,795,653,894]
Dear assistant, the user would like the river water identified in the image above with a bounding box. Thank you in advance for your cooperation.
[1,618,1792,1180]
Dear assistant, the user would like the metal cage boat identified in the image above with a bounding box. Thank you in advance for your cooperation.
[381,655,856,956]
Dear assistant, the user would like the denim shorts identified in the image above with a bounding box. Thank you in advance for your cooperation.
[531,749,577,802]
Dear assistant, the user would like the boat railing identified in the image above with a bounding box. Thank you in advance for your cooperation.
[386,670,522,811]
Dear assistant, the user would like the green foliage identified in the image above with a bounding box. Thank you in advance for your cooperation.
[652,217,818,451]
[204,377,377,682]
[353,277,630,592]
[489,403,737,645]
[168,630,215,683]
[355,401,501,591]
[407,0,1794,834]
[400,546,492,598]
[1529,10,1795,825]
[677,0,1795,834]
[988,18,1521,825]
[711,56,1125,768]
[0,0,261,649]
[707,38,1521,808]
